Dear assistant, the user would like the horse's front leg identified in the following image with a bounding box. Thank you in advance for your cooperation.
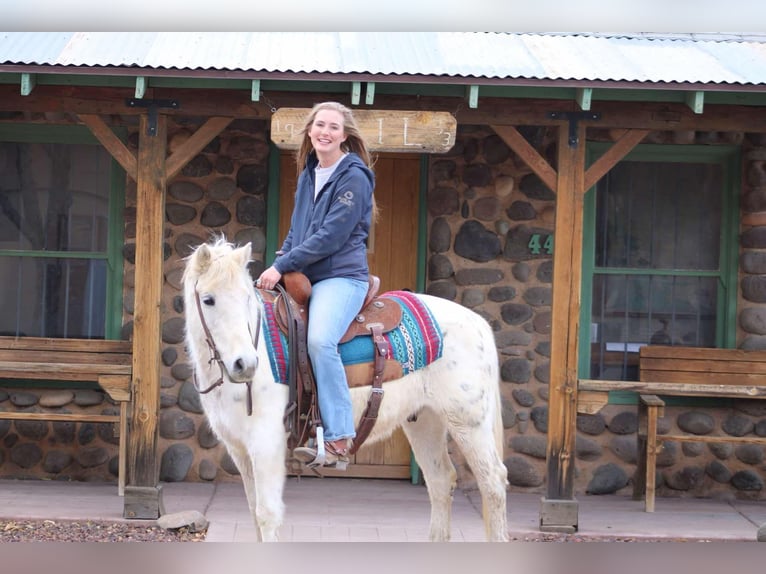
[250,437,287,542]
[224,441,265,541]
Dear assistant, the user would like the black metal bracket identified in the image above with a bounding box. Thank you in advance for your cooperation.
[125,98,180,136]
[548,111,601,148]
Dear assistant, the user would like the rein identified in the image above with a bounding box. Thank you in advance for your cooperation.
[192,282,260,416]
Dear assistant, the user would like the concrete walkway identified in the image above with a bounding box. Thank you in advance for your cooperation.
[0,477,764,542]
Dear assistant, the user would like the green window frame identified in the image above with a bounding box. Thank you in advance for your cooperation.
[578,143,740,400]
[0,124,125,340]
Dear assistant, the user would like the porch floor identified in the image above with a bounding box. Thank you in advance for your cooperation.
[0,477,764,542]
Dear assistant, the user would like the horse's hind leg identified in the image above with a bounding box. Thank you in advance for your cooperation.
[449,425,509,541]
[402,408,456,541]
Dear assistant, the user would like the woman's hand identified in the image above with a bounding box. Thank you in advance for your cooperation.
[256,266,282,290]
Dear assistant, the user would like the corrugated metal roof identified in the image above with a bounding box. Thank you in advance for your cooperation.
[2,32,766,87]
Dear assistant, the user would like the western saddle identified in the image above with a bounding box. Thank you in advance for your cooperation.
[263,272,403,456]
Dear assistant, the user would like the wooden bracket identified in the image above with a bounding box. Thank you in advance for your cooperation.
[548,110,601,147]
[125,98,180,136]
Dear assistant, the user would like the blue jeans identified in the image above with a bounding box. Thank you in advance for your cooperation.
[307,276,368,442]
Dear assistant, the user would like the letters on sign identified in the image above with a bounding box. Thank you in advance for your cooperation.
[270,108,457,153]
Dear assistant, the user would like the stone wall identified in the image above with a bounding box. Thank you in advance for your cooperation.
[3,117,766,503]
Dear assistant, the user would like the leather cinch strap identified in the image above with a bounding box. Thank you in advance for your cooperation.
[349,323,387,455]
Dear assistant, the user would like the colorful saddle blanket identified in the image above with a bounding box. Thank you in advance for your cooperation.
[262,290,443,384]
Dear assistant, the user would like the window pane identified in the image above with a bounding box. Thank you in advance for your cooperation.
[595,161,722,270]
[589,274,718,380]
[0,141,111,252]
[0,256,107,338]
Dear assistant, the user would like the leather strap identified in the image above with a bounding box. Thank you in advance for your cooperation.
[349,323,387,455]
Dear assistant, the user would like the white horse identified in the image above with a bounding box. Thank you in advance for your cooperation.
[182,238,509,541]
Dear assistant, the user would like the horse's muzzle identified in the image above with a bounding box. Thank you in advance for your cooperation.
[228,356,258,383]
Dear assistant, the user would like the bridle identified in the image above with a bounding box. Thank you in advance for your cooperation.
[192,281,260,416]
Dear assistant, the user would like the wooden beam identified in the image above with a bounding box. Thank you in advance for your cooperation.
[78,114,138,181]
[576,88,592,111]
[491,124,558,193]
[541,121,585,532]
[5,84,766,132]
[124,113,167,520]
[20,73,35,96]
[583,128,650,191]
[0,84,269,118]
[166,116,233,180]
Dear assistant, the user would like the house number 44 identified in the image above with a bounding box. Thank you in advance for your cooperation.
[528,233,554,255]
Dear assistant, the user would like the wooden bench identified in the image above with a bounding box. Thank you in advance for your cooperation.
[0,336,133,495]
[579,345,766,512]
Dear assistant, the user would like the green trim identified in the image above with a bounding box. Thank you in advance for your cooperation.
[20,72,35,96]
[409,153,430,484]
[265,142,282,266]
[4,71,766,106]
[105,138,126,340]
[720,149,741,348]
[416,155,428,292]
[578,156,597,378]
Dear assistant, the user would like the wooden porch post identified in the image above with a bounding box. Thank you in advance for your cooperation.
[540,122,586,532]
[123,114,167,519]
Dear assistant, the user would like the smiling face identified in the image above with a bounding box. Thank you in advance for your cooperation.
[308,108,347,166]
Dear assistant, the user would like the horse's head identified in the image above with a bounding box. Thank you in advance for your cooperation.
[183,238,261,385]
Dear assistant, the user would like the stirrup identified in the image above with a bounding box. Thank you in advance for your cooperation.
[292,428,349,470]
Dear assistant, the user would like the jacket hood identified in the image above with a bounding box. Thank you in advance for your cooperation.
[306,151,374,187]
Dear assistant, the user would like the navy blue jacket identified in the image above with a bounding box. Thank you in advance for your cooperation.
[273,152,374,284]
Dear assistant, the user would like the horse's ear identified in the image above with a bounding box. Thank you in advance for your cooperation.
[235,242,252,267]
[194,243,212,273]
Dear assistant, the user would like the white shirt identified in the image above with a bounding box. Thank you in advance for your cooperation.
[314,154,346,200]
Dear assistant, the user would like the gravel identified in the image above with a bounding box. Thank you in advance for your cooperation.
[0,519,206,542]
[0,518,722,542]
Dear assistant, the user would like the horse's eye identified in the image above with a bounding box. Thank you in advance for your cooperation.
[202,295,215,306]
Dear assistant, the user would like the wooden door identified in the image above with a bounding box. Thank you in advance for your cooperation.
[279,153,421,479]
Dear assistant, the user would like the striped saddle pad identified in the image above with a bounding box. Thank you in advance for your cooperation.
[262,290,443,385]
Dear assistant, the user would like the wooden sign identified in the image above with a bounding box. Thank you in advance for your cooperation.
[271,108,456,153]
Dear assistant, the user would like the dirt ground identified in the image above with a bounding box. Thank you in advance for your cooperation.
[0,518,716,542]
[0,519,206,542]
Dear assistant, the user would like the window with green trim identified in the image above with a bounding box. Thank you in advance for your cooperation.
[0,125,125,339]
[579,144,740,382]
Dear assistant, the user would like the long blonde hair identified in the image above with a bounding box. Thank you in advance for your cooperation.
[295,101,378,220]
